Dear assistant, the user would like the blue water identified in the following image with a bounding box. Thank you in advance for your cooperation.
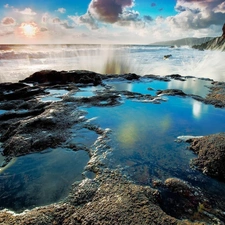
[83,80,225,203]
[1,77,225,212]
[0,149,90,212]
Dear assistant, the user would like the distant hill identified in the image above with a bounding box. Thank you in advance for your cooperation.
[151,37,215,46]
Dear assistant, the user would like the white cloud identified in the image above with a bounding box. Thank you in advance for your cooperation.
[4,4,10,8]
[56,8,66,14]
[213,1,225,13]
[18,8,37,16]
[69,13,99,30]
[172,0,225,30]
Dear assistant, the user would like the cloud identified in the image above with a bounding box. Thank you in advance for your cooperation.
[116,10,143,27]
[52,17,74,29]
[4,4,10,8]
[1,17,16,26]
[143,15,154,22]
[61,22,74,29]
[56,8,66,14]
[40,27,48,32]
[88,0,134,23]
[213,1,225,13]
[18,8,37,16]
[69,12,99,30]
[53,17,61,23]
[169,0,225,30]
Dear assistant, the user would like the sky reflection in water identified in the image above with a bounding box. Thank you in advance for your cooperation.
[84,79,225,199]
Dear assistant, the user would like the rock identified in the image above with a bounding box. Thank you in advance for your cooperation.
[21,70,102,86]
[192,24,225,51]
[205,82,225,108]
[166,74,186,81]
[189,133,225,181]
[157,89,186,96]
[161,178,210,221]
[193,34,225,51]
[222,23,225,37]
[177,135,203,142]
[122,73,140,80]
[164,54,172,59]
[1,102,84,156]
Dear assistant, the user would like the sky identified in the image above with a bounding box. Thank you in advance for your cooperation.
[0,0,225,44]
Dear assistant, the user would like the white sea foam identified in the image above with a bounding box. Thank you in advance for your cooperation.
[0,44,224,83]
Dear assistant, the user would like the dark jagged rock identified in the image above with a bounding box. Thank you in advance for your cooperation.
[143,74,171,82]
[1,102,84,156]
[157,89,186,96]
[222,23,225,37]
[166,74,186,81]
[164,54,172,59]
[101,73,140,81]
[21,70,102,86]
[161,178,207,220]
[189,133,225,181]
[0,86,45,101]
[192,36,225,51]
[0,82,27,92]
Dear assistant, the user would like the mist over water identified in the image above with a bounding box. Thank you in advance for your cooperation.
[0,44,225,83]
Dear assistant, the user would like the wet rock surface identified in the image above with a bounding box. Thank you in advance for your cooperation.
[0,172,208,225]
[0,71,225,224]
[189,133,225,181]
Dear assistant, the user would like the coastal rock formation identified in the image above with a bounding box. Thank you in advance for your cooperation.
[22,70,103,86]
[1,72,225,224]
[0,172,210,225]
[156,89,186,96]
[192,23,225,51]
[223,23,225,37]
[189,133,225,181]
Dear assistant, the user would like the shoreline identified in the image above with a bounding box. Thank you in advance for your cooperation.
[0,70,225,224]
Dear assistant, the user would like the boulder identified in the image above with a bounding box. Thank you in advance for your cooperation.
[189,133,225,181]
[21,70,102,86]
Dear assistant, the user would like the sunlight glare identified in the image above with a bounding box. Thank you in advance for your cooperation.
[19,22,39,38]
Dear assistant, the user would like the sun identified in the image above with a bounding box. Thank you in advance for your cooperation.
[19,22,39,38]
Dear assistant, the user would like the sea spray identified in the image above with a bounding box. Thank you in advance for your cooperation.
[0,44,225,83]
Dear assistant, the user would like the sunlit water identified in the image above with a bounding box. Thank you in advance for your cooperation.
[83,79,225,207]
[0,44,225,83]
[1,45,225,213]
[0,127,97,212]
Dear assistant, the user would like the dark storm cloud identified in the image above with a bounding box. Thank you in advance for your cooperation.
[89,0,134,23]
[1,17,15,25]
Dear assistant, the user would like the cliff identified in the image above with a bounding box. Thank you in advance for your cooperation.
[192,23,225,51]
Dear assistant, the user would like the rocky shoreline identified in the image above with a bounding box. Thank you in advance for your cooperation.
[0,70,225,224]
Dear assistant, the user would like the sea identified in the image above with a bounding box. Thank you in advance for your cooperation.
[0,44,225,83]
[1,44,225,215]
